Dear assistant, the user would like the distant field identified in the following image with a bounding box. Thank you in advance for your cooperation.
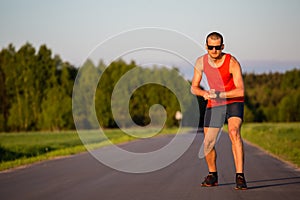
[241,123,300,168]
[0,128,186,171]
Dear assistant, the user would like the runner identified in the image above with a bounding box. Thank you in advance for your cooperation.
[191,32,247,190]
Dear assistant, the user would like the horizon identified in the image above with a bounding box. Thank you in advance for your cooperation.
[1,0,300,76]
[1,40,299,80]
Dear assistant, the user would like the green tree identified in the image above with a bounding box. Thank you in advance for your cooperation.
[95,60,135,128]
[40,58,75,130]
[0,43,78,131]
[0,44,15,131]
[279,89,300,122]
[7,43,37,130]
[73,59,101,129]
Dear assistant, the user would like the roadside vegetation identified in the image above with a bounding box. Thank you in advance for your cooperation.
[241,123,300,168]
[0,128,186,171]
[1,43,300,132]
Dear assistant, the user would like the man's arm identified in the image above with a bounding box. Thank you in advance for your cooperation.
[219,56,244,98]
[191,57,211,100]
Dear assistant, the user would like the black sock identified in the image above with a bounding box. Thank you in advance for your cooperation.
[236,173,244,178]
[209,172,218,176]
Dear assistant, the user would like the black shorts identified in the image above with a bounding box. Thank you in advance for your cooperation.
[203,102,244,128]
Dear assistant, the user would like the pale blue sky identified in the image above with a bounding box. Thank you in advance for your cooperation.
[1,0,300,77]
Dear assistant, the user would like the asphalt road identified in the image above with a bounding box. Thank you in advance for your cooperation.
[1,131,300,200]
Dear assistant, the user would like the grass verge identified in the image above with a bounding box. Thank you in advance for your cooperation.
[241,122,300,168]
[0,127,189,171]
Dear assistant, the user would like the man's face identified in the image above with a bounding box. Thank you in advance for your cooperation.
[206,37,224,59]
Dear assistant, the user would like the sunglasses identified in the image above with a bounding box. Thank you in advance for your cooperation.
[207,44,223,50]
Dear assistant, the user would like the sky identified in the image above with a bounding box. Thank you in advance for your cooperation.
[1,0,300,79]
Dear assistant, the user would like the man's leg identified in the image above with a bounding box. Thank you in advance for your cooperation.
[202,105,225,170]
[201,126,220,186]
[227,116,247,190]
[227,117,244,173]
[201,105,225,187]
[203,127,221,172]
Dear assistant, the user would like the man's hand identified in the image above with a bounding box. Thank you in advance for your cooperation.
[204,89,217,100]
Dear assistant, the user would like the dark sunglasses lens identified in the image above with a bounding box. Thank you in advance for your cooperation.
[208,45,222,50]
[215,45,222,50]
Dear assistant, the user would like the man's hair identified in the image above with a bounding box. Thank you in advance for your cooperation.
[206,32,223,45]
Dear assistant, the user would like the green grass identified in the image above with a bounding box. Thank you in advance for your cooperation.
[241,123,300,168]
[0,127,188,171]
[3,124,298,171]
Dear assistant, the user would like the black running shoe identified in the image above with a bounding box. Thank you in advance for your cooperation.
[201,174,218,187]
[235,175,247,190]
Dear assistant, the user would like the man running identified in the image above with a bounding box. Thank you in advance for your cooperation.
[191,32,247,190]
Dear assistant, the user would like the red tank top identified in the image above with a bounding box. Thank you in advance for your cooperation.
[203,53,244,108]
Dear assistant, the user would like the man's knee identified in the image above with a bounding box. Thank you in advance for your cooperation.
[229,127,241,142]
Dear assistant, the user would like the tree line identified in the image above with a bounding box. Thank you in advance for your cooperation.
[0,43,77,131]
[72,59,203,130]
[243,69,300,122]
[0,43,299,132]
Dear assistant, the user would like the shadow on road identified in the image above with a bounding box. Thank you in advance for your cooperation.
[219,176,300,190]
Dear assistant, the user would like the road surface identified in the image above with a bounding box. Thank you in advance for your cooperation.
[1,131,300,200]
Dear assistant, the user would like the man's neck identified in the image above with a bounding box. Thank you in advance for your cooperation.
[208,53,225,66]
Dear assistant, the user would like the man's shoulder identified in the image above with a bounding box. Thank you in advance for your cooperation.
[196,54,208,63]
[228,55,242,73]
[228,54,238,63]
[195,55,207,70]
[197,54,207,60]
